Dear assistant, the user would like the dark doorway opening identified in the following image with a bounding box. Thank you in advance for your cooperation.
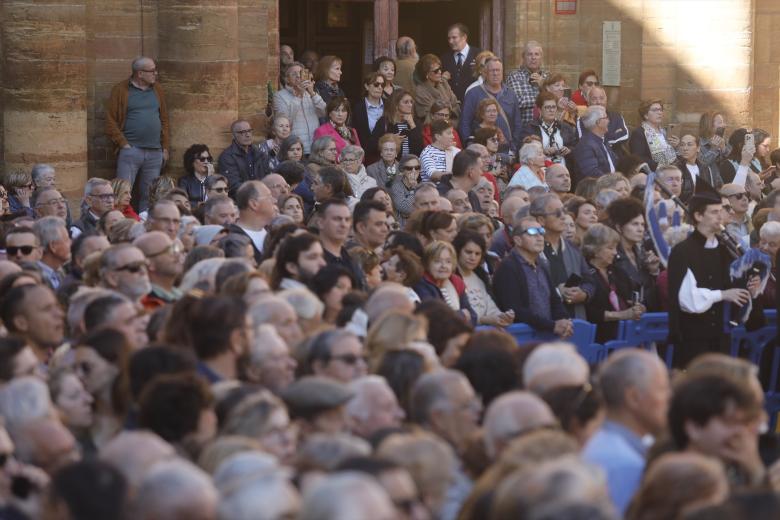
[398,1,482,58]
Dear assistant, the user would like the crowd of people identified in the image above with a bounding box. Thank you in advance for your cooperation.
[0,21,778,520]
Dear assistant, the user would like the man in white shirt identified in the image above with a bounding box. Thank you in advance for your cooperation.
[666,179,759,367]
[228,181,275,265]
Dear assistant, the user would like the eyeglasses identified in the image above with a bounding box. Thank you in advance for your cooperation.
[197,156,213,163]
[140,69,157,74]
[488,137,500,143]
[402,165,421,171]
[330,353,367,365]
[113,260,149,274]
[522,226,546,236]
[325,147,338,153]
[210,186,228,193]
[90,193,115,201]
[6,245,37,256]
[147,242,183,258]
[537,208,564,218]
[728,192,747,200]
[341,157,360,163]
[372,82,385,88]
[432,112,450,119]
[542,105,558,110]
[235,129,254,136]
[0,191,7,200]
[36,198,67,208]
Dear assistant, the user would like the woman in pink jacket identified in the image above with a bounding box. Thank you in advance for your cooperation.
[313,96,361,156]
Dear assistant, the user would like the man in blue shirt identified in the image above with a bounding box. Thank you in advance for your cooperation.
[583,349,670,514]
[459,57,523,153]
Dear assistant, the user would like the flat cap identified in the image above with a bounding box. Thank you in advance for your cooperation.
[281,376,354,419]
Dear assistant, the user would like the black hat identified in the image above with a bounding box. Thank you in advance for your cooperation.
[689,177,722,213]
[281,376,354,420]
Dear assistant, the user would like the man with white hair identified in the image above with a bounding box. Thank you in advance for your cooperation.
[578,85,629,154]
[394,36,418,92]
[364,283,416,323]
[299,472,396,520]
[522,342,589,394]
[243,324,297,394]
[346,376,405,439]
[100,430,176,492]
[98,243,152,305]
[482,391,557,460]
[70,178,115,238]
[583,349,670,514]
[572,105,617,178]
[33,216,71,290]
[250,295,305,349]
[133,459,218,520]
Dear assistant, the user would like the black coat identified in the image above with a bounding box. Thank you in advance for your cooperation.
[440,46,481,103]
[178,174,206,206]
[674,157,723,204]
[216,141,266,196]
[584,264,635,343]
[352,98,387,165]
[492,250,569,332]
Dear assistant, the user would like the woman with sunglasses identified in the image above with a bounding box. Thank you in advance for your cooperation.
[5,169,34,217]
[571,69,600,107]
[582,223,645,343]
[419,100,463,153]
[353,71,390,165]
[204,174,229,201]
[413,54,460,122]
[390,155,422,225]
[178,144,214,207]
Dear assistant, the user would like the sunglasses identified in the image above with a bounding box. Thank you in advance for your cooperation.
[403,165,421,171]
[372,82,385,88]
[211,187,228,193]
[538,208,565,218]
[197,156,213,163]
[6,245,36,256]
[584,80,600,86]
[729,192,747,200]
[522,226,546,236]
[330,353,367,366]
[431,67,442,74]
[114,261,148,274]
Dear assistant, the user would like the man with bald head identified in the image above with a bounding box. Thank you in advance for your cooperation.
[106,56,170,212]
[133,231,184,305]
[262,173,290,200]
[490,194,530,258]
[583,348,670,514]
[482,391,557,460]
[228,181,276,265]
[545,164,572,195]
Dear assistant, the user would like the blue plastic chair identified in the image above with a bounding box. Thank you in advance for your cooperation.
[603,313,673,366]
[504,320,600,363]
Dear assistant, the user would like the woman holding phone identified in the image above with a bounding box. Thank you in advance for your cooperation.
[717,128,769,184]
[698,112,731,168]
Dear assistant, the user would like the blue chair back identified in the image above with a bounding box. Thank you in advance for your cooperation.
[620,312,669,348]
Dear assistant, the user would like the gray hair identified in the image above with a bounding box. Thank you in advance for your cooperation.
[178,215,200,240]
[0,376,52,431]
[33,216,67,250]
[297,433,371,472]
[518,141,543,165]
[415,182,439,197]
[663,224,692,249]
[31,186,59,209]
[179,257,227,293]
[277,288,324,321]
[309,136,336,164]
[215,452,294,520]
[66,287,115,339]
[346,375,393,421]
[523,40,543,56]
[581,223,620,260]
[249,324,286,365]
[482,391,557,459]
[131,56,155,73]
[409,369,468,425]
[585,86,607,104]
[396,36,417,58]
[598,349,663,410]
[222,390,286,438]
[529,193,558,217]
[760,221,780,241]
[523,342,589,394]
[299,472,391,520]
[339,145,365,162]
[581,105,606,130]
[250,295,300,326]
[84,177,111,197]
[133,458,218,520]
[30,164,55,184]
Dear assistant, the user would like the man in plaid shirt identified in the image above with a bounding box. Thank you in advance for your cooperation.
[505,41,548,126]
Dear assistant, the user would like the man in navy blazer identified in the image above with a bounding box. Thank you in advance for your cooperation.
[492,215,573,337]
[572,105,618,179]
[440,23,481,104]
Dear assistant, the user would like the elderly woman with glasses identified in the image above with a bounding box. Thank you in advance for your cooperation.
[582,223,645,343]
[178,144,214,207]
[5,169,34,217]
[389,155,422,224]
[520,92,577,165]
[413,54,460,122]
[629,98,680,171]
[340,145,376,199]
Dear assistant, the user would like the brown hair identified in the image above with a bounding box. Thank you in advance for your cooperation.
[362,71,385,95]
[389,247,424,287]
[414,54,441,83]
[384,88,414,123]
[314,55,342,83]
[638,98,664,120]
[577,69,598,87]
[420,211,456,240]
[698,111,725,139]
[535,91,557,109]
[325,96,351,122]
[542,73,566,90]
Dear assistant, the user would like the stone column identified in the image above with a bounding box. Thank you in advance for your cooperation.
[2,1,88,200]
[754,0,780,138]
[156,0,241,176]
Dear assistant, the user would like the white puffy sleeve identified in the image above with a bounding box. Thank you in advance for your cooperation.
[679,269,723,313]
[733,164,749,187]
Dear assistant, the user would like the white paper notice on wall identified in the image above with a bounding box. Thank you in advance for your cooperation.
[602,21,621,86]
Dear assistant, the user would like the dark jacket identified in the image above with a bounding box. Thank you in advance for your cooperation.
[576,111,629,156]
[628,126,659,171]
[492,250,569,332]
[540,238,596,320]
[674,156,723,203]
[178,174,207,207]
[572,129,618,179]
[440,46,481,103]
[412,274,477,326]
[374,118,425,159]
[519,118,579,170]
[584,264,635,343]
[613,243,658,311]
[71,211,99,235]
[353,98,387,165]
[216,141,265,196]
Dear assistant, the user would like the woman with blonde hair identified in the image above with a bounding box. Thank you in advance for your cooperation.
[412,240,477,324]
[365,310,428,370]
[5,168,33,216]
[595,172,631,199]
[111,178,140,221]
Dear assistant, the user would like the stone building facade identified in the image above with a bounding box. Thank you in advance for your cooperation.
[1,0,778,202]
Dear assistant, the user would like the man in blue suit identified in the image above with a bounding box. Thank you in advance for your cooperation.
[572,105,618,179]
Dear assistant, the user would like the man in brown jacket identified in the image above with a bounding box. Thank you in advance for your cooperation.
[105,56,170,212]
